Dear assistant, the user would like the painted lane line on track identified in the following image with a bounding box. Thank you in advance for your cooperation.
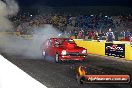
[0,55,47,88]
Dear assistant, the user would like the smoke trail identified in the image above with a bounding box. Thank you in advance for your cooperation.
[0,24,61,59]
[0,0,19,31]
[0,0,62,59]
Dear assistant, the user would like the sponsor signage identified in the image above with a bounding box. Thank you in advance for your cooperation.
[105,43,125,58]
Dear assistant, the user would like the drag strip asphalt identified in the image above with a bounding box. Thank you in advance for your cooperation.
[2,53,132,88]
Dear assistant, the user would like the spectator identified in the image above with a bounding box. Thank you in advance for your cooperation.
[106,28,115,42]
[130,36,132,46]
[73,27,78,39]
[78,31,82,39]
[10,10,131,40]
[83,29,87,39]
[114,31,119,41]
[125,30,131,41]
[88,31,93,39]
[120,30,125,39]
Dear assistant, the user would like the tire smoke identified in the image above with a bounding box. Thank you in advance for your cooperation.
[0,24,61,59]
[0,0,19,31]
[0,0,61,59]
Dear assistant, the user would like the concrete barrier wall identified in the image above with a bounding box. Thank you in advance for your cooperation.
[125,45,132,60]
[74,40,132,61]
[75,40,105,56]
[0,32,20,35]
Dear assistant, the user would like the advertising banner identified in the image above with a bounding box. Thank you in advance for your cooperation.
[105,43,125,58]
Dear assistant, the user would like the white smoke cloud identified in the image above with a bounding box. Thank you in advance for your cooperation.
[0,0,19,31]
[0,24,61,59]
[0,0,62,59]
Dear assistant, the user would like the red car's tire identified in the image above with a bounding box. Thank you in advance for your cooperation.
[55,53,60,63]
[82,58,86,62]
[42,50,47,59]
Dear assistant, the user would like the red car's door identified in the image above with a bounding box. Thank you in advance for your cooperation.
[46,39,56,57]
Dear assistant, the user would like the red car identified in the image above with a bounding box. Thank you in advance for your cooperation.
[41,38,87,63]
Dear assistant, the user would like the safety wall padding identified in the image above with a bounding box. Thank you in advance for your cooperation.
[74,40,132,61]
[125,45,132,60]
[75,40,105,56]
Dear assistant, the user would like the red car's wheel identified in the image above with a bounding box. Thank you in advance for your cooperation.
[42,50,46,59]
[55,53,60,63]
[81,58,86,62]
